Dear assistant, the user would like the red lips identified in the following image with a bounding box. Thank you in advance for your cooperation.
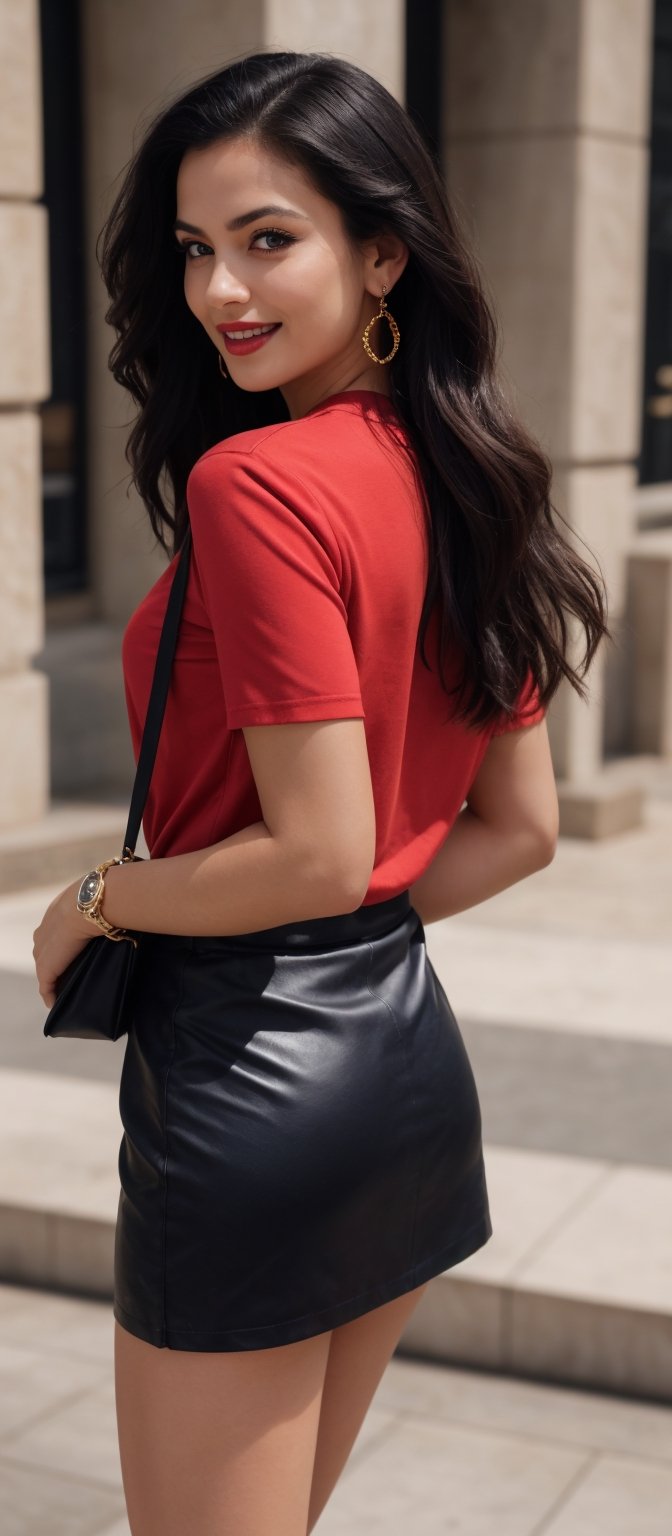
[215,322,279,334]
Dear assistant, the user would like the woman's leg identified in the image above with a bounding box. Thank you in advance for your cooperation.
[114,1319,332,1536]
[306,1281,430,1533]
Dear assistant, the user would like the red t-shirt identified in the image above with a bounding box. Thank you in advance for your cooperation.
[121,389,545,903]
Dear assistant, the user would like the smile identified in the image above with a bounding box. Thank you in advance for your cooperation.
[220,323,282,355]
[220,324,279,338]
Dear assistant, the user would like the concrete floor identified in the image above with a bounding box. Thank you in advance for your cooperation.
[0,1279,671,1536]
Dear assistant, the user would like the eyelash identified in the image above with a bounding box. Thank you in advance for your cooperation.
[175,227,297,259]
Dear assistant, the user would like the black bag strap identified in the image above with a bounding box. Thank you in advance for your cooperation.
[120,525,192,860]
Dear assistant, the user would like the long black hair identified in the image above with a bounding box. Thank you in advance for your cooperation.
[98,48,611,732]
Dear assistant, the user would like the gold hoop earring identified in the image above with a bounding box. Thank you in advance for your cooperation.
[218,353,228,379]
[361,284,400,365]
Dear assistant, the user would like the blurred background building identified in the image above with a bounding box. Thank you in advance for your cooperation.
[1,0,670,850]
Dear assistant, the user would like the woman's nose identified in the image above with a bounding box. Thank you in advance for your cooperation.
[205,260,250,304]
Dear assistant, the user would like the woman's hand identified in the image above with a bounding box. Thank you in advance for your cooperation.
[33,879,99,1009]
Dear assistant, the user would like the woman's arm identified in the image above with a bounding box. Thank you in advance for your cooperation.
[83,716,377,938]
[408,718,559,924]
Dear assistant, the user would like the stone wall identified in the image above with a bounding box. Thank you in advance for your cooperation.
[0,0,50,829]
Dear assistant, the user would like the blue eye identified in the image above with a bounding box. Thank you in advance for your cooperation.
[175,227,296,259]
[250,227,296,252]
[179,240,210,260]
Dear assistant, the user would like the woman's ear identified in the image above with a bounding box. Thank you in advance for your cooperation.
[363,235,409,295]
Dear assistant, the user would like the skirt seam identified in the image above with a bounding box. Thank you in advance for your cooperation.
[365,934,421,1275]
[161,948,189,1347]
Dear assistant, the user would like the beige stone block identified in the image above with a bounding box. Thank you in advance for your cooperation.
[502,1155,672,1400]
[627,532,672,755]
[51,1214,115,1297]
[445,122,648,473]
[571,137,649,460]
[0,202,50,404]
[445,137,575,457]
[579,0,655,139]
[461,1144,609,1284]
[425,920,672,1044]
[603,610,635,755]
[82,0,260,162]
[445,0,581,136]
[445,0,653,141]
[542,614,606,782]
[399,1270,503,1371]
[542,464,636,766]
[0,411,43,666]
[0,0,42,196]
[0,1069,120,1221]
[0,1204,52,1288]
[556,775,645,837]
[265,0,404,99]
[552,462,638,617]
[0,670,49,829]
[517,1162,672,1313]
[509,1289,672,1403]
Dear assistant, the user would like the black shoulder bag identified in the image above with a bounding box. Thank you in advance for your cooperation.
[43,526,192,1042]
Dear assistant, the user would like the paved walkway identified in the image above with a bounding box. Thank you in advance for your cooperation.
[0,1278,671,1536]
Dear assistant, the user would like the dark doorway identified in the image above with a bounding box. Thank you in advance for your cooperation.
[640,0,672,485]
[38,0,87,593]
[405,0,444,171]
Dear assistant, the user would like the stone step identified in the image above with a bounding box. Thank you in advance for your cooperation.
[0,800,143,897]
[1,1066,670,1404]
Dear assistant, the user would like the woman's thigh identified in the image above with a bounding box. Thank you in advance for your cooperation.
[307,1281,430,1534]
[114,1318,332,1536]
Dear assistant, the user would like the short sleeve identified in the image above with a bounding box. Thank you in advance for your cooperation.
[186,446,365,729]
[489,667,546,736]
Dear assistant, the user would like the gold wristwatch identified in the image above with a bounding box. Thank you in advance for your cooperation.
[76,852,141,947]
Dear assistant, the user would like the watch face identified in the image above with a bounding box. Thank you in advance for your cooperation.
[78,872,101,907]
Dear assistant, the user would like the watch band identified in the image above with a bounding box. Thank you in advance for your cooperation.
[77,856,139,945]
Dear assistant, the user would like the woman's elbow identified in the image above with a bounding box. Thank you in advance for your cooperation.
[529,815,560,869]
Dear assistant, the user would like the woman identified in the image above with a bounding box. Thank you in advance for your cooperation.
[33,49,609,1536]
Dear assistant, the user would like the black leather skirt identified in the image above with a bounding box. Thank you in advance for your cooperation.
[113,890,492,1352]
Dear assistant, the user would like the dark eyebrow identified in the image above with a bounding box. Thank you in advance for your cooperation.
[173,205,310,236]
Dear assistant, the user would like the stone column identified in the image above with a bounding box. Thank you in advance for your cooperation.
[443,0,654,835]
[0,0,50,830]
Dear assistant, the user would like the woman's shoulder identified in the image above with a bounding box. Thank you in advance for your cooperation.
[186,411,367,520]
[185,414,344,546]
[188,402,409,499]
[191,412,330,473]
